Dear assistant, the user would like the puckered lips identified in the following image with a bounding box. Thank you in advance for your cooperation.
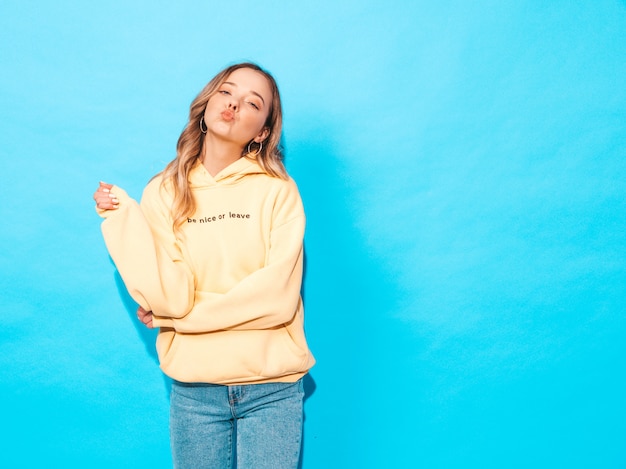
[221,109,235,122]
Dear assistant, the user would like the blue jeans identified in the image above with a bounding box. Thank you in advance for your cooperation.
[170,379,304,469]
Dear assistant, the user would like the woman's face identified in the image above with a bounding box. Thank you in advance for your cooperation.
[203,67,273,148]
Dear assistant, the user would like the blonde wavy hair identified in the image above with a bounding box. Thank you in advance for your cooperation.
[160,62,286,232]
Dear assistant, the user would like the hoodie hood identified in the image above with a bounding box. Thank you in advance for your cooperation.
[189,157,266,189]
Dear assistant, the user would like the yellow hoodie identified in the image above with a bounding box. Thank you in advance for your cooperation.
[98,157,315,384]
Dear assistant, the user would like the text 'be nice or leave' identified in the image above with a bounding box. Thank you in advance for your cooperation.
[187,212,252,223]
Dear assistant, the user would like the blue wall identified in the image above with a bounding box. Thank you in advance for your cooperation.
[1,1,625,467]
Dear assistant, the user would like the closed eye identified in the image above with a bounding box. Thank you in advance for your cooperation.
[247,101,260,110]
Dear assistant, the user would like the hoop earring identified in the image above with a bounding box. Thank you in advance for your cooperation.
[199,116,207,134]
[247,140,263,156]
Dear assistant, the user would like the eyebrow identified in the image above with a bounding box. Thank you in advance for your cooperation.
[222,81,266,105]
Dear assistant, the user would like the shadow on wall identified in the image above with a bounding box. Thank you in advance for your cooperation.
[287,118,419,467]
[114,268,172,397]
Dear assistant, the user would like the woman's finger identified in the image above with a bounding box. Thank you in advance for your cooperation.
[94,187,119,209]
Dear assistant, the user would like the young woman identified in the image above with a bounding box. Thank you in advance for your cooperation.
[93,62,315,469]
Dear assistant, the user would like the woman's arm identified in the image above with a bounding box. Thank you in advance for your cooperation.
[151,214,305,332]
[96,181,195,318]
[97,176,306,332]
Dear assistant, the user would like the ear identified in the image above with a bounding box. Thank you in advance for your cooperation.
[254,127,270,143]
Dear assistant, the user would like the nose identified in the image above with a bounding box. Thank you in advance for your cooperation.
[227,99,238,111]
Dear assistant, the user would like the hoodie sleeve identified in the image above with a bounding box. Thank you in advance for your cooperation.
[151,179,305,333]
[98,181,195,319]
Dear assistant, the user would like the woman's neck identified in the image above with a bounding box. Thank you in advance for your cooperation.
[201,137,243,177]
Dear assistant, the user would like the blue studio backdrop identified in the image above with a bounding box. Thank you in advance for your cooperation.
[1,1,625,467]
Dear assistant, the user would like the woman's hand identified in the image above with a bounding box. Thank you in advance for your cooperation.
[93,182,119,210]
[137,306,154,329]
